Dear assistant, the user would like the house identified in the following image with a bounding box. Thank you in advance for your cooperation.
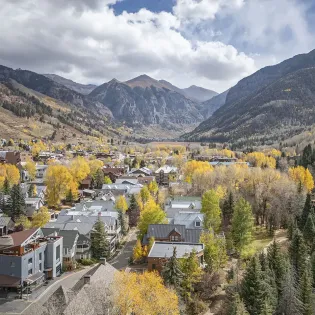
[45,201,121,256]
[76,234,91,260]
[80,176,92,190]
[155,166,178,186]
[35,164,48,178]
[58,230,79,263]
[0,228,63,295]
[169,212,204,229]
[128,167,152,177]
[23,259,117,315]
[209,161,250,167]
[0,151,21,165]
[0,215,14,236]
[102,167,127,182]
[117,175,156,186]
[101,183,143,195]
[24,198,44,218]
[147,242,204,272]
[144,224,202,245]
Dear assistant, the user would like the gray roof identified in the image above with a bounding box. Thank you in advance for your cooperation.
[58,230,79,249]
[147,224,202,243]
[0,216,13,227]
[172,212,204,229]
[41,227,60,237]
[165,207,201,219]
[148,242,204,258]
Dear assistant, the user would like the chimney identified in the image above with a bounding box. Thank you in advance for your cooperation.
[100,257,106,265]
[84,275,91,285]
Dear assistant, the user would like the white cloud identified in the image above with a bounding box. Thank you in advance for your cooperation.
[173,0,244,22]
[0,0,256,92]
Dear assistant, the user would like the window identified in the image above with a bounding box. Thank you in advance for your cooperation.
[170,235,179,241]
[195,221,201,227]
[56,245,60,261]
[10,261,15,267]
[28,269,33,275]
[39,253,42,261]
[28,258,32,264]
[39,263,42,271]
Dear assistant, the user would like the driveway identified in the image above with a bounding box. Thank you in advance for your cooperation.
[110,229,137,270]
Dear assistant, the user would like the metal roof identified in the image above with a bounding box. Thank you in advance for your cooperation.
[148,242,204,258]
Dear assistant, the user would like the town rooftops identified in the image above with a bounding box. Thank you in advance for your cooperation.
[148,241,204,258]
[155,166,178,174]
[0,228,40,247]
[58,230,79,249]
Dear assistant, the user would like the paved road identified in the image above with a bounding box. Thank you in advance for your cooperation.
[110,229,137,270]
[0,267,93,315]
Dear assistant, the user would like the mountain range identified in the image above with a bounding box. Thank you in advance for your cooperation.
[0,65,218,140]
[185,49,315,146]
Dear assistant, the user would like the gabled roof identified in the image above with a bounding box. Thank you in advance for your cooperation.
[9,228,39,246]
[58,230,79,249]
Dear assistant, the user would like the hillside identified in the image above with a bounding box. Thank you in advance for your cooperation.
[185,49,315,145]
[186,67,315,145]
[182,85,218,103]
[44,74,97,95]
[201,89,229,119]
[89,76,204,126]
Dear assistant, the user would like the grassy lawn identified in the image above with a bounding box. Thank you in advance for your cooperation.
[251,227,274,252]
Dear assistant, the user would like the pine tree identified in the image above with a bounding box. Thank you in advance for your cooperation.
[241,255,265,315]
[277,266,304,315]
[118,209,127,236]
[267,240,287,293]
[299,262,313,315]
[128,194,140,227]
[140,160,146,168]
[311,253,315,288]
[66,189,74,203]
[258,300,274,315]
[301,144,313,168]
[300,194,312,230]
[290,229,308,279]
[7,184,25,220]
[303,211,315,249]
[91,218,109,259]
[230,293,249,315]
[28,183,37,197]
[94,169,105,189]
[222,191,235,227]
[2,178,10,194]
[161,247,183,289]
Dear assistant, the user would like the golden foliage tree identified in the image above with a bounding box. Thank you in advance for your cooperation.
[45,165,75,207]
[132,239,143,262]
[113,271,179,315]
[0,164,20,189]
[69,157,90,184]
[32,206,51,228]
[138,199,166,237]
[183,160,213,183]
[25,159,36,180]
[246,152,276,168]
[115,195,128,212]
[88,159,103,177]
[288,166,314,192]
[15,215,32,229]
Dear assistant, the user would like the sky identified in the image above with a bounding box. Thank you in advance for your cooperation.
[0,0,315,92]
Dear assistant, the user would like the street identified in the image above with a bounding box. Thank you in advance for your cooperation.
[110,229,137,270]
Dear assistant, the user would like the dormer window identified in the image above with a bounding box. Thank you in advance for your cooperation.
[170,235,179,241]
[195,221,201,227]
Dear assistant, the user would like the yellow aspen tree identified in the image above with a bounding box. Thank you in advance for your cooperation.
[32,206,51,228]
[69,157,90,184]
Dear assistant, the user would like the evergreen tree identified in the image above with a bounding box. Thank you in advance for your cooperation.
[128,194,140,227]
[222,190,235,227]
[66,189,74,203]
[258,300,273,315]
[299,194,312,230]
[91,218,109,259]
[2,178,10,194]
[94,169,105,188]
[161,247,183,289]
[301,144,313,168]
[277,266,304,315]
[140,160,146,168]
[7,185,25,220]
[28,183,37,197]
[303,211,315,249]
[290,229,308,279]
[311,252,315,288]
[267,240,287,293]
[230,293,249,315]
[118,209,127,236]
[300,261,313,315]
[241,255,265,315]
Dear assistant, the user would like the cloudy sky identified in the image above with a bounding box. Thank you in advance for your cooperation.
[1,0,315,92]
